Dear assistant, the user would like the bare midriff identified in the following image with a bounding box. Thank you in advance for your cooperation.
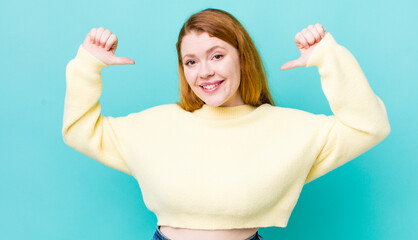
[159,226,259,240]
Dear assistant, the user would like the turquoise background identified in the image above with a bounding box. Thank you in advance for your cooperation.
[1,0,416,239]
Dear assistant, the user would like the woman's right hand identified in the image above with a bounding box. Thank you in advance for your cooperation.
[82,27,135,65]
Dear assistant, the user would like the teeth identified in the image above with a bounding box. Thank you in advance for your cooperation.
[202,82,221,89]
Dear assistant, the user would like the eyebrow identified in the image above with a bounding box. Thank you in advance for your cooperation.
[182,45,226,60]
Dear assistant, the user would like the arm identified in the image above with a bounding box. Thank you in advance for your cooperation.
[303,32,391,184]
[62,28,135,175]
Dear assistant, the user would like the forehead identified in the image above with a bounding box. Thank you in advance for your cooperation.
[181,31,232,56]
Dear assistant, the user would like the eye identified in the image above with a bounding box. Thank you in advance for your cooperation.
[185,60,196,66]
[213,54,223,60]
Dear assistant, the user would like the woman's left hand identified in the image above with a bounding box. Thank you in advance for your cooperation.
[280,24,327,71]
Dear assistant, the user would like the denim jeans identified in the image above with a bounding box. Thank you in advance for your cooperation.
[152,226,264,240]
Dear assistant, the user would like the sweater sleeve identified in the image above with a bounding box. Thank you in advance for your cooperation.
[62,45,132,175]
[304,33,390,184]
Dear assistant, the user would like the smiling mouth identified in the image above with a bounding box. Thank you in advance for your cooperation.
[200,80,224,90]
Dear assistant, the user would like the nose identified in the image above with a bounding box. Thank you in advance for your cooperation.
[199,61,214,79]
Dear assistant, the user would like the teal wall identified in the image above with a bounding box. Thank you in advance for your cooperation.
[0,0,416,239]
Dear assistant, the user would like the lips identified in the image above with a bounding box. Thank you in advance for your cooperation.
[199,80,224,93]
[199,80,224,87]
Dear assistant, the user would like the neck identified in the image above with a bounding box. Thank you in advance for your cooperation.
[192,104,257,120]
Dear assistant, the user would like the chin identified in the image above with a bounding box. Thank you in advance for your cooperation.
[203,98,227,107]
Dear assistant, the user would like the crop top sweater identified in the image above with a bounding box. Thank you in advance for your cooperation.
[62,32,391,229]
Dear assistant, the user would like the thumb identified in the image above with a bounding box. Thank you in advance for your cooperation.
[280,58,303,71]
[112,56,135,65]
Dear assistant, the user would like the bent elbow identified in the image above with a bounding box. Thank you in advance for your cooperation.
[370,119,391,143]
[62,127,73,147]
[379,120,391,140]
[61,123,79,148]
[62,129,69,145]
[372,96,391,141]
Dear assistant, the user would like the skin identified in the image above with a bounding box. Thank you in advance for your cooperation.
[281,23,327,70]
[81,27,135,65]
[81,23,327,240]
[180,31,244,107]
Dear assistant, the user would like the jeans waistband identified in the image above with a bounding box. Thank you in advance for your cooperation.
[152,226,264,240]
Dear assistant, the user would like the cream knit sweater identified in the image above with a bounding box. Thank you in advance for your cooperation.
[62,33,390,229]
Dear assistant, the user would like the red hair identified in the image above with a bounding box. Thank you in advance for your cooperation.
[176,8,275,112]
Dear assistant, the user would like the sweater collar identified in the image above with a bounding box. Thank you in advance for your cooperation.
[192,104,257,120]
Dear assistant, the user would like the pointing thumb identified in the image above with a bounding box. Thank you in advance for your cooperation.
[280,58,302,71]
[113,56,135,65]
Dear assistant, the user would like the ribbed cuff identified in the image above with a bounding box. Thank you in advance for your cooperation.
[74,45,108,72]
[306,32,339,68]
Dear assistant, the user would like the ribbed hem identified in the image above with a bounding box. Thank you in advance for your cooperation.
[192,104,257,120]
[156,209,290,230]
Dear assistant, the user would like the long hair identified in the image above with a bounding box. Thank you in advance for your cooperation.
[176,8,275,112]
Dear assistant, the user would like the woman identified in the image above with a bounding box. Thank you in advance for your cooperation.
[62,8,390,240]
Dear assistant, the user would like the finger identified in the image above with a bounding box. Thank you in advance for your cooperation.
[105,34,117,51]
[315,23,326,38]
[95,27,105,46]
[295,32,309,50]
[89,28,97,44]
[280,59,302,70]
[99,29,112,48]
[302,28,315,46]
[112,56,135,65]
[307,25,321,43]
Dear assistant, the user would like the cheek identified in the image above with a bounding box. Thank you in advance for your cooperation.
[184,69,196,86]
[220,58,241,84]
[229,62,241,87]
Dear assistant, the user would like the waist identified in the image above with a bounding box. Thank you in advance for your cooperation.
[158,225,259,240]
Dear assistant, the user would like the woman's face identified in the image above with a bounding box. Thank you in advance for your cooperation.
[181,31,243,107]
